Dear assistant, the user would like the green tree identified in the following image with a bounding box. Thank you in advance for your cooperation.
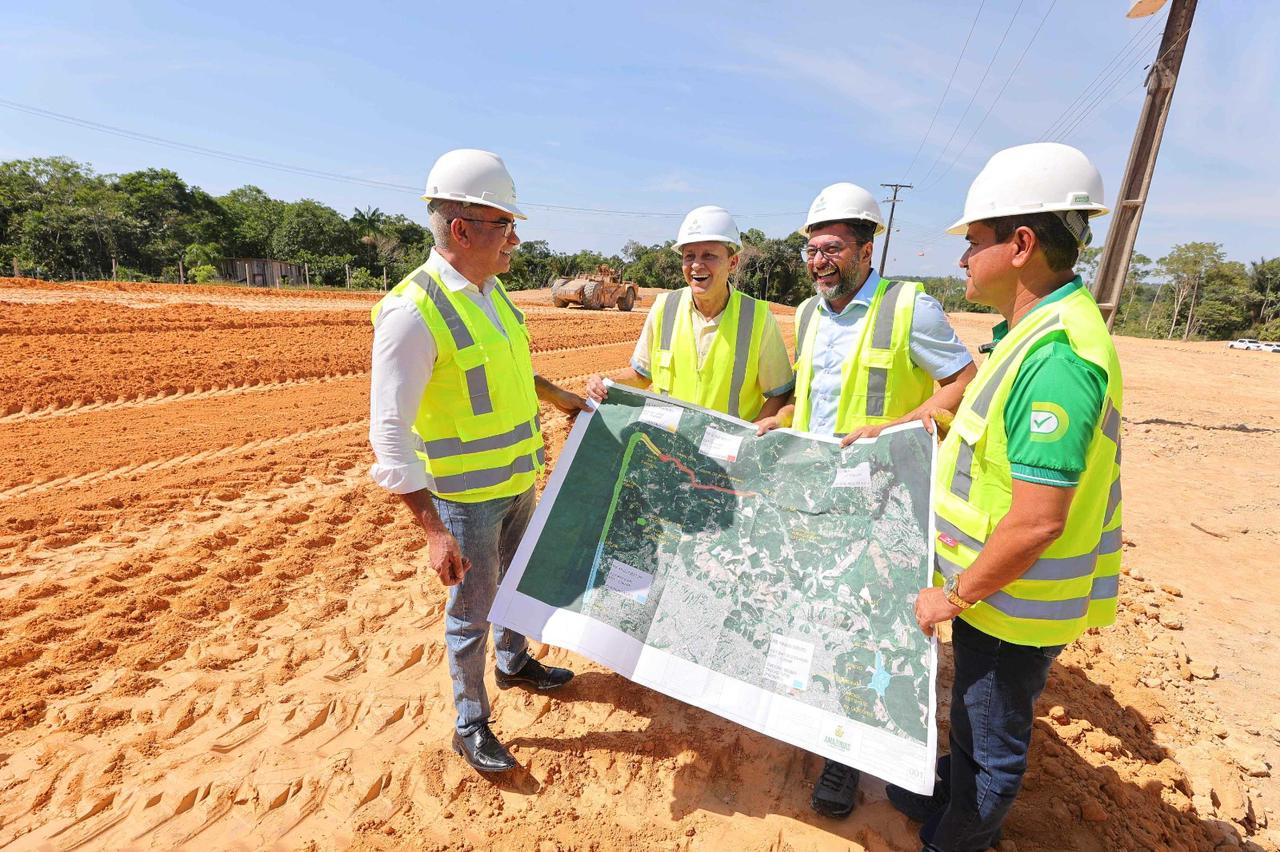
[270,199,355,284]
[1188,261,1252,339]
[736,232,808,305]
[506,239,557,290]
[218,185,285,258]
[1248,257,1280,330]
[0,157,134,278]
[1076,246,1102,290]
[183,241,223,269]
[621,240,682,290]
[1155,242,1226,340]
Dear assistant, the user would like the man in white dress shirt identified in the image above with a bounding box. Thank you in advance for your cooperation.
[368,149,588,773]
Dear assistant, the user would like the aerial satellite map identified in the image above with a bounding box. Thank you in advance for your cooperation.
[491,383,939,792]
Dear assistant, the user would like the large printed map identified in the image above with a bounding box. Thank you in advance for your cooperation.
[489,383,939,793]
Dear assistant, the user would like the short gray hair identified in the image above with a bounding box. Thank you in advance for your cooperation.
[427,199,475,248]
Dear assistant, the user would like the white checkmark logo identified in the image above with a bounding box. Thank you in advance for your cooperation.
[1030,412,1059,434]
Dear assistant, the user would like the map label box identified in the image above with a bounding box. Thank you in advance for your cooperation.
[638,400,683,432]
[763,634,815,691]
[604,558,654,603]
[833,462,872,488]
[698,426,744,463]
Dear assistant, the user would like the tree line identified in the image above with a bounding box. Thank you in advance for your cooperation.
[2,156,1276,340]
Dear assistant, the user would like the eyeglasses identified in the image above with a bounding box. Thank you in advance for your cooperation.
[453,216,518,237]
[800,242,849,262]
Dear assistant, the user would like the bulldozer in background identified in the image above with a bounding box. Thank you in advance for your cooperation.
[550,264,641,311]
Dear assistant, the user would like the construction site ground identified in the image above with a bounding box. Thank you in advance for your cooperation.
[0,278,1276,851]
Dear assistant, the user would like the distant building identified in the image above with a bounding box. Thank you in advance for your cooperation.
[219,258,305,288]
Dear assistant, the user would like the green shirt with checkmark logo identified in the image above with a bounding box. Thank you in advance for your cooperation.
[987,278,1107,487]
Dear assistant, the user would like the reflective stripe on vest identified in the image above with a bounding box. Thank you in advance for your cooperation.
[946,312,1062,502]
[933,284,1122,646]
[652,287,766,419]
[372,263,544,502]
[792,279,933,433]
[410,268,494,418]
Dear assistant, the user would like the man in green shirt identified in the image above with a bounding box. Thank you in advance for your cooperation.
[992,280,1107,488]
[888,142,1122,851]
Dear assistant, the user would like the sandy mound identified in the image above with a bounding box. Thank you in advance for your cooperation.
[0,278,1276,850]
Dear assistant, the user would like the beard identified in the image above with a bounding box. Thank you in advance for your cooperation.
[812,264,861,303]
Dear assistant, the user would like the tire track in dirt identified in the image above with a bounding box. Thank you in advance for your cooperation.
[0,370,370,423]
[8,280,1264,851]
[0,420,365,502]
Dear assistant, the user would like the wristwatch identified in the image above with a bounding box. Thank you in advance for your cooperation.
[943,574,975,610]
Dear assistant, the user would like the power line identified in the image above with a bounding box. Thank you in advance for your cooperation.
[0,97,806,220]
[916,0,1027,188]
[1036,13,1163,141]
[900,0,987,182]
[1059,23,1190,143]
[1050,27,1164,139]
[917,0,1059,192]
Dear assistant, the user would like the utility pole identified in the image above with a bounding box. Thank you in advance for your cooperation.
[1091,0,1198,329]
[879,183,912,277]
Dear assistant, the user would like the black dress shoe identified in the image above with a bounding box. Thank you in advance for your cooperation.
[810,759,861,818]
[451,724,516,772]
[495,657,574,691]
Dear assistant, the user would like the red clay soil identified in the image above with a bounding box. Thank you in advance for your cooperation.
[0,278,1276,851]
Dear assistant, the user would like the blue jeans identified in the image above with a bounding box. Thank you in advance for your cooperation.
[433,486,535,736]
[922,617,1064,852]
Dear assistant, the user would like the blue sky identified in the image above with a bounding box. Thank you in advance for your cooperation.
[2,0,1275,276]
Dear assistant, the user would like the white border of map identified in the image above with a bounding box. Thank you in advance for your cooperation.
[490,383,939,795]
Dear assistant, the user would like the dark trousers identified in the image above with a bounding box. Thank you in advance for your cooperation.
[922,617,1064,852]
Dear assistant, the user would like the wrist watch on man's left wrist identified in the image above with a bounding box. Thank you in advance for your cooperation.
[943,574,975,610]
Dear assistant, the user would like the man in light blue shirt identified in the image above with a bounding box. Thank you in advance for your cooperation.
[805,268,974,435]
[765,182,976,820]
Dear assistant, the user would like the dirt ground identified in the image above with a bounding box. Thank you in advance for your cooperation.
[0,277,1276,851]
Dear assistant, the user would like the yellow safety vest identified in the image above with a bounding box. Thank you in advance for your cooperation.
[934,285,1122,647]
[792,278,934,433]
[648,287,771,420]
[371,264,545,503]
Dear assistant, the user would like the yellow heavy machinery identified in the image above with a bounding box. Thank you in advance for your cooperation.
[550,264,640,311]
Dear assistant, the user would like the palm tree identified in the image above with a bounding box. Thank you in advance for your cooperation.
[350,206,386,238]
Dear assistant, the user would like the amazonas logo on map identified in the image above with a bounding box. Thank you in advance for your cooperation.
[822,722,854,754]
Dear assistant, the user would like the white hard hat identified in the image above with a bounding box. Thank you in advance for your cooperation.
[673,205,741,252]
[803,183,885,235]
[422,148,526,220]
[947,142,1107,235]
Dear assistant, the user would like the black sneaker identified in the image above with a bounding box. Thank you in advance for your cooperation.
[810,759,860,818]
[887,781,949,823]
[495,657,574,691]
[888,753,951,823]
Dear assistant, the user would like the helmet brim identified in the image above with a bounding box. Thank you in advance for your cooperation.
[802,218,887,237]
[421,192,528,220]
[946,203,1109,236]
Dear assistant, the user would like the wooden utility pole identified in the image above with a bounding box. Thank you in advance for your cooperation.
[1091,0,1198,329]
[879,183,912,277]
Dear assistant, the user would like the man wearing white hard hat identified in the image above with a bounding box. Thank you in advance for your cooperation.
[368,149,589,774]
[885,142,1122,852]
[780,183,976,820]
[584,205,793,423]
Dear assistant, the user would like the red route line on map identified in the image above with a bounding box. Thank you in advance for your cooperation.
[634,432,760,499]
